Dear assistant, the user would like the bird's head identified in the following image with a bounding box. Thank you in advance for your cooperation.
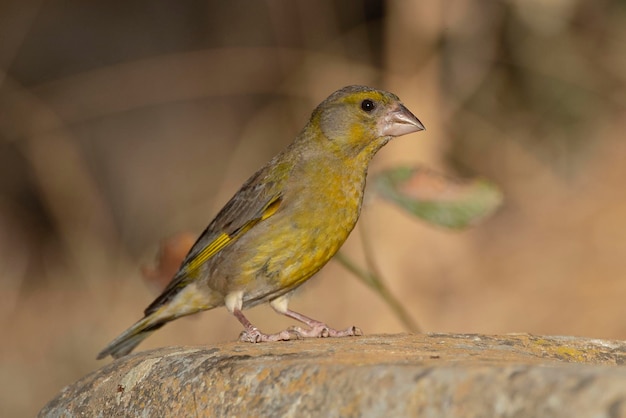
[308,85,425,159]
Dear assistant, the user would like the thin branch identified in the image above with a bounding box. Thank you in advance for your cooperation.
[335,250,421,333]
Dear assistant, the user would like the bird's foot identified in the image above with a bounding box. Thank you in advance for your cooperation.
[239,327,296,343]
[289,323,363,339]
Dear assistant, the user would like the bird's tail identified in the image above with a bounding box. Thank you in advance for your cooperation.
[97,315,166,360]
[98,281,223,359]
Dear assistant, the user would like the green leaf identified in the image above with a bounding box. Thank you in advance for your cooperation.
[373,166,503,229]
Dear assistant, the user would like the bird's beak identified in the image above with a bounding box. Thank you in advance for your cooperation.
[378,103,425,137]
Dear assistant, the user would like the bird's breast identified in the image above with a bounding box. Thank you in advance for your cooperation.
[235,158,368,299]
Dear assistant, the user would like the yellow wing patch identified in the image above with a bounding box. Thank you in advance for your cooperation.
[183,232,232,276]
[181,195,283,278]
[261,196,282,220]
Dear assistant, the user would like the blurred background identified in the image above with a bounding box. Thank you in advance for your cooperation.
[1,0,626,415]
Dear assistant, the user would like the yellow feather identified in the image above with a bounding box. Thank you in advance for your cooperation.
[182,195,282,277]
[183,233,231,275]
[261,196,282,220]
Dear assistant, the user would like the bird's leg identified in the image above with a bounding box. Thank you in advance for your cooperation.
[233,308,293,343]
[226,291,293,343]
[270,296,362,339]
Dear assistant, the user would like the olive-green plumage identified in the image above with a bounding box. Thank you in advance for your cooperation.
[97,85,424,359]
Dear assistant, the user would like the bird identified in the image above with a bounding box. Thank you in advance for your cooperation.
[97,85,425,359]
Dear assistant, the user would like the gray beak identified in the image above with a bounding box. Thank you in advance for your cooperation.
[378,103,425,137]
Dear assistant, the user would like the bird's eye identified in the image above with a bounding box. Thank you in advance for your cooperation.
[361,99,375,113]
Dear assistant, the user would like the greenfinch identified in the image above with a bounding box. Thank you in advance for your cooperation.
[97,85,424,359]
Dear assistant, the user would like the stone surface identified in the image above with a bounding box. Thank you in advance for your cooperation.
[39,333,626,417]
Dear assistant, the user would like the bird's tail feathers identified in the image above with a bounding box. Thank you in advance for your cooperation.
[98,284,222,360]
[97,315,165,360]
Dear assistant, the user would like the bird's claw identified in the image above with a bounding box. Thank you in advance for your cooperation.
[239,324,362,342]
[348,326,363,337]
[239,327,297,343]
[289,324,363,338]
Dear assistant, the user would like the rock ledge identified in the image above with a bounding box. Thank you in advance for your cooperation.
[39,333,626,417]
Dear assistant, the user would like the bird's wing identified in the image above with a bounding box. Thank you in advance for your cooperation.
[144,166,285,315]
